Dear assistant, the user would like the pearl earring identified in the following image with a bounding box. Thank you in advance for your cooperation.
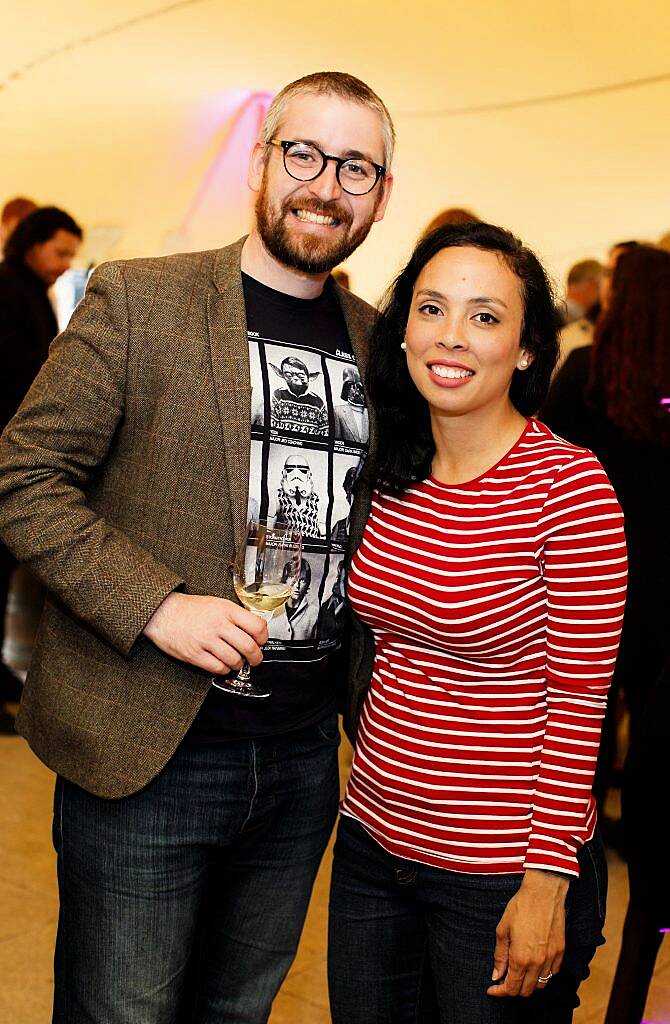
[519,357,529,369]
[401,341,407,351]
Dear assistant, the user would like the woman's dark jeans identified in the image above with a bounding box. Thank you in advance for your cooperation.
[328,816,606,1024]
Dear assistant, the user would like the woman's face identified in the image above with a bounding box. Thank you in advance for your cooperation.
[404,246,529,419]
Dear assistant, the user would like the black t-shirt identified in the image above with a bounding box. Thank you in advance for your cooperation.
[189,272,369,739]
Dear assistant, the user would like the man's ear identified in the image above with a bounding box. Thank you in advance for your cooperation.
[373,171,394,224]
[248,141,267,194]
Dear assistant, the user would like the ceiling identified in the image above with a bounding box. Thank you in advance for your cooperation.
[3,0,669,300]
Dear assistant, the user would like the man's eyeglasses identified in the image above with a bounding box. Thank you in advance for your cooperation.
[267,139,386,196]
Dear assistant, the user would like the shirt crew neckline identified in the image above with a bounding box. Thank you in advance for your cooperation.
[428,418,534,490]
[241,270,334,311]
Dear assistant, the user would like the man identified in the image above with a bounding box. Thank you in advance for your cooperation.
[563,258,602,324]
[555,259,602,370]
[0,196,37,252]
[0,71,393,1022]
[0,206,82,730]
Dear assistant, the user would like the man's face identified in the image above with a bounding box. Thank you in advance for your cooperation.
[249,93,393,275]
[24,229,81,286]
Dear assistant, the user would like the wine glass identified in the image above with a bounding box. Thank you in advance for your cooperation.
[211,518,302,699]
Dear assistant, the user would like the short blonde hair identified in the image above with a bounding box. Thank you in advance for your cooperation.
[261,71,395,169]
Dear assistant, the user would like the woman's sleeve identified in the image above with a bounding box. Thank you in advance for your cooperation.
[524,452,627,876]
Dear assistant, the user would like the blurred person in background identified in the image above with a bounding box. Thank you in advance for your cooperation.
[599,240,638,312]
[420,206,480,240]
[0,205,82,731]
[563,259,602,325]
[332,267,351,288]
[0,196,37,252]
[541,246,670,847]
[556,259,603,371]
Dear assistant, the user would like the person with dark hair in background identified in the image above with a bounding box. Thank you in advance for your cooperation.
[421,206,480,238]
[0,205,82,730]
[599,240,639,312]
[330,221,626,1023]
[541,245,670,1024]
[0,196,38,252]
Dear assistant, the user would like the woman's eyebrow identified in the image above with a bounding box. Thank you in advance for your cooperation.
[469,295,508,309]
[415,289,508,310]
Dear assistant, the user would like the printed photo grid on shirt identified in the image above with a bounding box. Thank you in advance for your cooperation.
[247,335,366,665]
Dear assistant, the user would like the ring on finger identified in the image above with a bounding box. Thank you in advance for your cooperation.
[537,970,553,985]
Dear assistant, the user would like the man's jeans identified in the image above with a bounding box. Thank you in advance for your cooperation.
[52,714,341,1024]
[328,816,607,1024]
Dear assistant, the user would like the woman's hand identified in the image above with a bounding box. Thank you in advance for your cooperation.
[487,869,570,998]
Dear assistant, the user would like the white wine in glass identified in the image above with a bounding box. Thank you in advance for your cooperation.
[212,518,302,699]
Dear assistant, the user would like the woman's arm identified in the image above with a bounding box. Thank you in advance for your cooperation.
[489,451,626,997]
[525,452,626,874]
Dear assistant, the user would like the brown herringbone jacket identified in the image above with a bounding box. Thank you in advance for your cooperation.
[0,237,377,798]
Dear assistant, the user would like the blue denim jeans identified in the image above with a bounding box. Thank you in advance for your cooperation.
[52,714,341,1024]
[328,816,606,1024]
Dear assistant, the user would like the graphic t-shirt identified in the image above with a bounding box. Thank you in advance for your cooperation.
[190,272,368,739]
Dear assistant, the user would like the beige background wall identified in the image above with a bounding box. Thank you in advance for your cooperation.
[2,0,669,302]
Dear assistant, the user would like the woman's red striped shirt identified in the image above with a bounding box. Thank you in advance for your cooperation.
[342,419,627,876]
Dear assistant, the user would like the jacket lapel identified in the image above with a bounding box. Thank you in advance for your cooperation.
[333,285,378,558]
[207,238,251,556]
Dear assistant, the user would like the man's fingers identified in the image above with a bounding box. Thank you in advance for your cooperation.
[228,604,269,643]
[217,624,265,667]
[194,650,232,675]
[205,639,250,673]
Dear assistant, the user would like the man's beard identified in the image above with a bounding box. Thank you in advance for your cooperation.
[255,180,378,274]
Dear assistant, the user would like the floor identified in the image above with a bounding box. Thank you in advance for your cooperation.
[1,571,670,1022]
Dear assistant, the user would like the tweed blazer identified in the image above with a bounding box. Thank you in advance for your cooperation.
[0,237,377,798]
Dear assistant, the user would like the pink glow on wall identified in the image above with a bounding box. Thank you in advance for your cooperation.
[178,90,274,251]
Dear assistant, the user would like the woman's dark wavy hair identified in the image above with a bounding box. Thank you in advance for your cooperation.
[589,245,670,445]
[4,206,82,262]
[367,221,561,493]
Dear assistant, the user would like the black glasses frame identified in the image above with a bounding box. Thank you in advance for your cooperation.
[268,139,386,195]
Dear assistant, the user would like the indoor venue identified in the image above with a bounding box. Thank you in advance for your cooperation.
[2,2,669,1022]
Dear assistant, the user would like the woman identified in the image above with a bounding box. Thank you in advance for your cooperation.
[541,245,670,1023]
[329,222,627,1023]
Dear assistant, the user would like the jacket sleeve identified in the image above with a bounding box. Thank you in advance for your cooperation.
[523,452,627,876]
[0,262,184,655]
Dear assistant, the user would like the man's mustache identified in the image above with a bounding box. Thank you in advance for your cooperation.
[284,197,352,228]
